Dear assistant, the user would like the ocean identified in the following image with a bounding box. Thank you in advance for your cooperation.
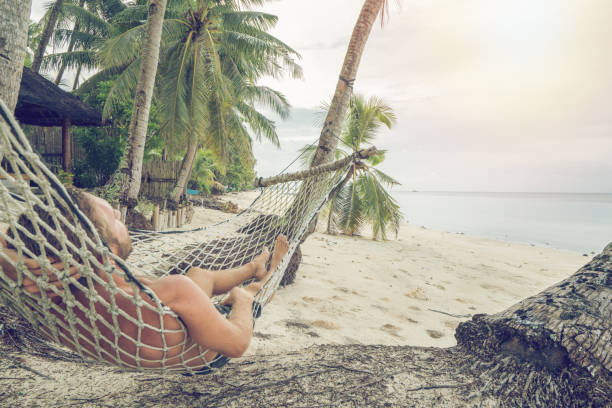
[391,191,612,254]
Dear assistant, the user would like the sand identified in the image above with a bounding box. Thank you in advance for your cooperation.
[0,191,590,405]
[188,191,587,354]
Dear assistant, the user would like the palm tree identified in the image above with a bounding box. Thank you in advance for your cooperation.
[311,0,392,167]
[300,95,402,240]
[159,0,300,202]
[95,0,300,205]
[42,0,127,88]
[0,0,31,112]
[118,0,168,210]
[31,0,65,73]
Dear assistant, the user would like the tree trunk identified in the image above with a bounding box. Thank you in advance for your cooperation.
[169,139,199,204]
[61,116,71,172]
[55,0,84,87]
[71,62,82,91]
[310,0,384,167]
[285,0,385,281]
[0,0,31,113]
[54,27,77,86]
[32,0,64,73]
[117,0,167,209]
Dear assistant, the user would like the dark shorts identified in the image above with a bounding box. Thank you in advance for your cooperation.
[182,301,262,376]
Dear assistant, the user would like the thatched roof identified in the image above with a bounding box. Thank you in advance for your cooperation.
[14,67,103,127]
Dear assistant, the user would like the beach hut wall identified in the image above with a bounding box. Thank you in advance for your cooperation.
[13,67,103,172]
[141,159,181,200]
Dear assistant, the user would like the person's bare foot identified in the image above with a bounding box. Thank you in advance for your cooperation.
[268,235,289,276]
[251,247,271,280]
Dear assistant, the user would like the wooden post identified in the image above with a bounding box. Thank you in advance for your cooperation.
[119,205,127,223]
[152,204,160,231]
[61,117,71,172]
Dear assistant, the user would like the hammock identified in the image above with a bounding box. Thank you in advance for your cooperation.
[0,99,366,374]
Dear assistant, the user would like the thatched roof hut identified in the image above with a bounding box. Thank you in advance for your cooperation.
[14,67,104,171]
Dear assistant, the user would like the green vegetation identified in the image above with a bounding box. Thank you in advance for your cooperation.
[301,94,403,240]
[36,0,297,197]
[71,79,162,188]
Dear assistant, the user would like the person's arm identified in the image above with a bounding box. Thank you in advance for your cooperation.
[147,275,254,358]
[0,236,81,296]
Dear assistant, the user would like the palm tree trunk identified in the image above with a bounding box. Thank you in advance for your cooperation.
[117,0,167,209]
[32,0,64,73]
[310,0,385,167]
[169,140,199,203]
[0,0,31,113]
[71,63,82,91]
[55,0,84,86]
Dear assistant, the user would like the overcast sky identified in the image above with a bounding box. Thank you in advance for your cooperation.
[31,0,612,192]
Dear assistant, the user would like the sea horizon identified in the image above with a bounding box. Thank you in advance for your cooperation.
[391,190,612,254]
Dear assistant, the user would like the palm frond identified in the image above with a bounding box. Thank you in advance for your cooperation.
[42,50,97,72]
[102,57,141,121]
[97,23,146,68]
[372,168,401,188]
[358,172,402,240]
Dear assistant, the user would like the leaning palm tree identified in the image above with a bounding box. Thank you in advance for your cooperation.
[311,0,394,167]
[300,94,402,240]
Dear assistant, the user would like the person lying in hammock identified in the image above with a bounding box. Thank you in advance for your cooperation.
[0,188,289,371]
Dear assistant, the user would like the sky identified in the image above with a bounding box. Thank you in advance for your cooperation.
[31,0,612,192]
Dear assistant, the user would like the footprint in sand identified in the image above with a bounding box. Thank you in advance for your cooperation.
[302,296,320,303]
[305,331,320,338]
[371,304,389,312]
[399,314,419,324]
[480,283,502,291]
[284,320,311,330]
[334,287,351,293]
[408,305,421,311]
[426,329,444,339]
[380,297,390,302]
[404,288,429,301]
[444,320,459,330]
[381,323,402,338]
[310,320,340,330]
[253,332,273,340]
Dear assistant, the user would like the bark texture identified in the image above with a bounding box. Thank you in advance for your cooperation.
[32,0,64,73]
[310,0,384,167]
[0,0,31,113]
[119,0,167,208]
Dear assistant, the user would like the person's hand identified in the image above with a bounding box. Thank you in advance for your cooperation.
[0,239,81,296]
[221,286,254,307]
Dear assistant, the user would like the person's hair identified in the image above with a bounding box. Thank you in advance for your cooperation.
[7,186,129,261]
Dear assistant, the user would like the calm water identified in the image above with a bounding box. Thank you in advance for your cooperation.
[392,191,612,254]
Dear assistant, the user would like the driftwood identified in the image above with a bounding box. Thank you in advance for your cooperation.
[190,196,239,214]
[1,245,610,407]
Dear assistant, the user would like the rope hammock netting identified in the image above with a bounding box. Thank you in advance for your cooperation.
[0,99,371,374]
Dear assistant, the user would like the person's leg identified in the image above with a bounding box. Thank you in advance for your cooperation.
[244,235,289,298]
[186,247,270,297]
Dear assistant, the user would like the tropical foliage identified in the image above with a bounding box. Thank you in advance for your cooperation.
[36,0,298,198]
[300,94,402,240]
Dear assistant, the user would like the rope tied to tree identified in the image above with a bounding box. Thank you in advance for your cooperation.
[0,98,356,374]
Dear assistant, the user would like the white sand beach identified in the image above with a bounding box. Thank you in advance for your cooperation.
[0,190,593,406]
[188,191,587,354]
